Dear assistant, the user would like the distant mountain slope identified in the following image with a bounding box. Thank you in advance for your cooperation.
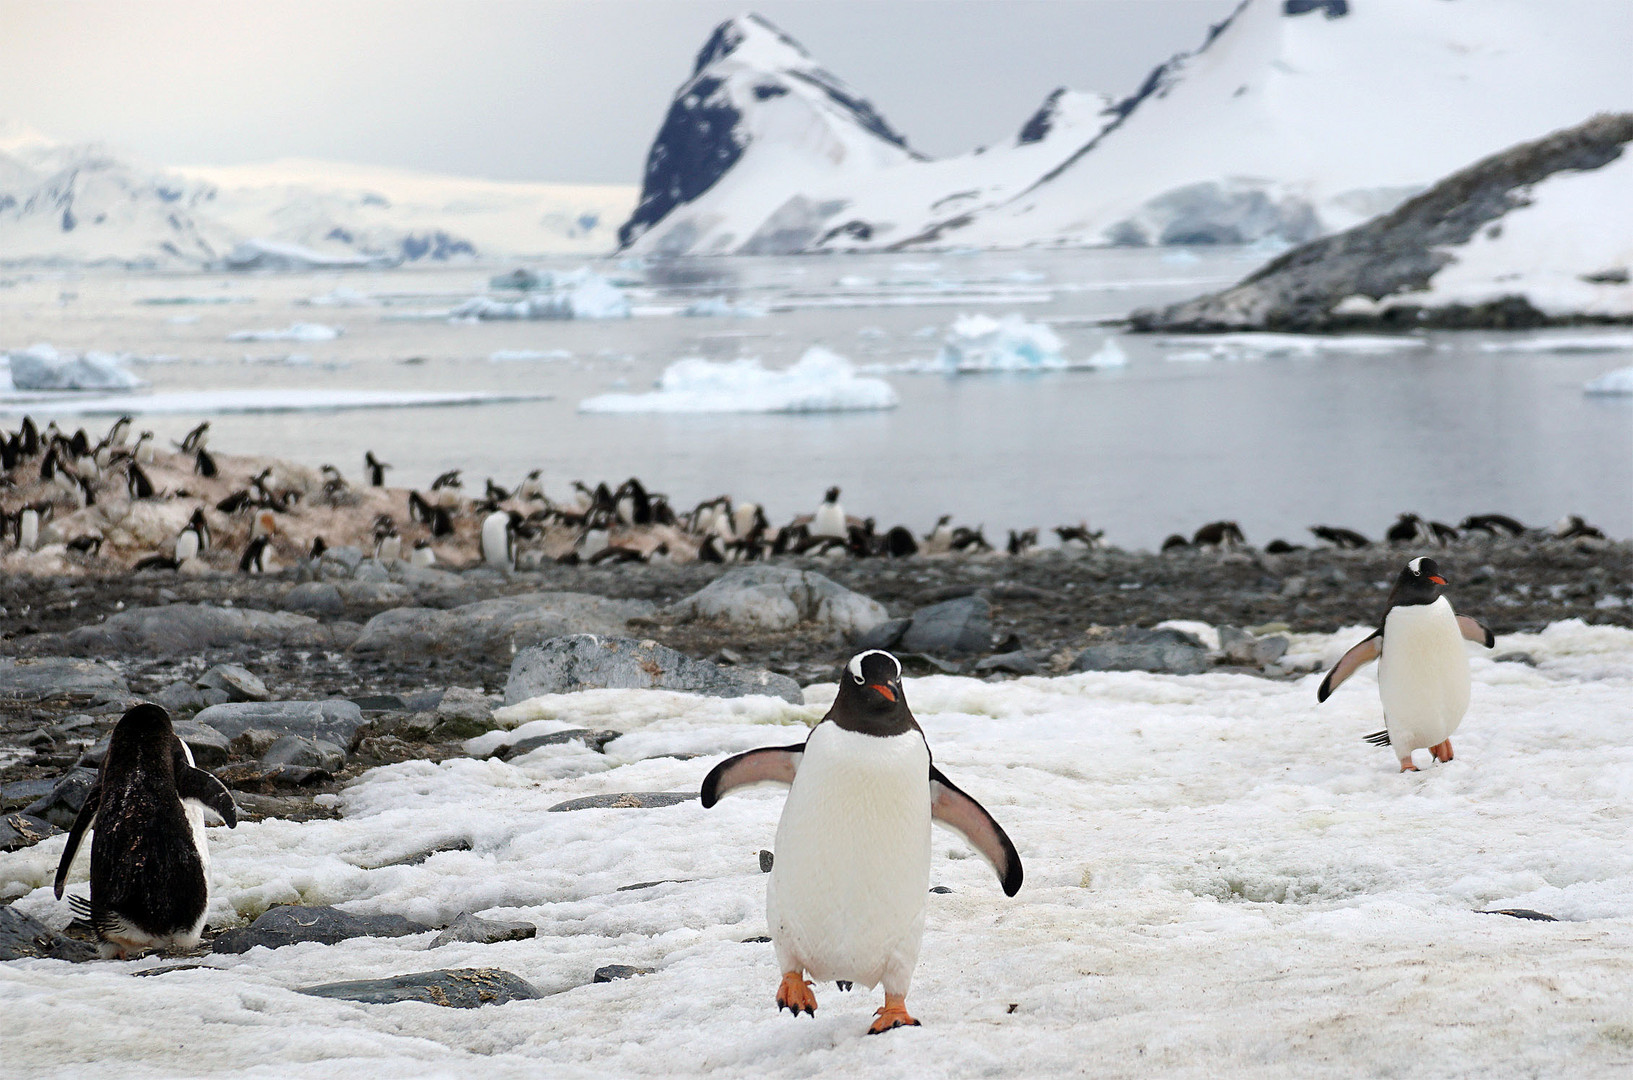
[1130,113,1633,331]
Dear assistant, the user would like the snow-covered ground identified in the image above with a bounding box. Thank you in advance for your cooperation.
[579,348,896,414]
[3,619,1632,1077]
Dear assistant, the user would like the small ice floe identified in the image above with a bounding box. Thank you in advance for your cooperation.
[451,268,630,321]
[1480,334,1633,354]
[302,286,375,307]
[578,347,896,414]
[1158,332,1426,362]
[2,344,145,391]
[680,296,767,318]
[227,323,342,343]
[1584,365,1633,395]
[489,349,573,362]
[883,314,1127,374]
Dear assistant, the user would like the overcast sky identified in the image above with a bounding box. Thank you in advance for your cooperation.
[0,0,1240,185]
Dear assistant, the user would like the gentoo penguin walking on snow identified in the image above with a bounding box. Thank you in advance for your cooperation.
[1317,557,1495,771]
[54,703,238,958]
[702,650,1022,1033]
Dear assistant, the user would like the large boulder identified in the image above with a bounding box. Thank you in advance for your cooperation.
[0,657,128,703]
[1071,627,1210,675]
[663,566,887,635]
[193,700,366,747]
[23,767,99,829]
[64,604,355,655]
[897,595,992,656]
[0,906,96,962]
[505,635,801,705]
[350,593,653,661]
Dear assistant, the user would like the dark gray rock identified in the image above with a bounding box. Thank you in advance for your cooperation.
[194,699,365,746]
[547,792,696,812]
[664,566,888,635]
[974,650,1040,676]
[0,657,128,703]
[0,905,97,961]
[228,728,283,758]
[593,964,654,983]
[65,604,354,655]
[213,761,333,790]
[23,767,99,829]
[898,595,992,656]
[172,720,232,768]
[2,779,59,808]
[494,729,622,760]
[352,559,391,584]
[758,849,774,873]
[431,687,500,739]
[350,593,652,662]
[212,905,432,953]
[429,913,537,948]
[1130,113,1633,332]
[153,679,205,715]
[261,735,346,772]
[197,663,271,703]
[1,812,62,851]
[350,694,407,712]
[1071,627,1210,675]
[282,581,344,617]
[854,617,910,651]
[1479,908,1559,922]
[297,968,540,1008]
[1219,627,1292,667]
[200,688,231,707]
[336,581,411,606]
[505,635,802,706]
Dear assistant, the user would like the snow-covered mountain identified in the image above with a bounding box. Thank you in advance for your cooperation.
[620,2,1633,256]
[617,14,1118,256]
[0,122,635,268]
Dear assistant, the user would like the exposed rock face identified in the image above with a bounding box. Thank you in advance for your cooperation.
[663,566,887,636]
[350,593,651,661]
[504,635,801,706]
[1130,113,1633,332]
[429,913,537,948]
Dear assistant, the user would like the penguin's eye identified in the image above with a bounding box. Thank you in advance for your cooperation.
[851,672,865,685]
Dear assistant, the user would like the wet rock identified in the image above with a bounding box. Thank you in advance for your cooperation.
[200,688,231,707]
[1480,908,1559,922]
[297,968,540,1008]
[350,694,407,712]
[0,657,129,703]
[213,761,333,791]
[261,735,346,772]
[504,635,801,706]
[23,767,99,829]
[898,595,992,656]
[212,905,432,953]
[494,729,622,760]
[0,812,62,851]
[429,913,537,948]
[1071,627,1209,675]
[194,699,365,747]
[153,680,206,715]
[172,720,232,768]
[593,965,654,983]
[230,791,340,823]
[974,650,1040,676]
[664,566,888,636]
[282,581,344,617]
[197,663,271,703]
[350,593,653,661]
[337,581,412,606]
[0,905,97,962]
[854,617,910,651]
[65,603,354,655]
[547,791,696,812]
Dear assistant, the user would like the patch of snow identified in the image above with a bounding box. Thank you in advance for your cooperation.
[579,347,896,414]
[1584,365,1633,396]
[226,323,342,343]
[1,343,145,390]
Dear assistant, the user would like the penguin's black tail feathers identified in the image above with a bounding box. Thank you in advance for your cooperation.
[67,893,94,922]
[1362,730,1391,747]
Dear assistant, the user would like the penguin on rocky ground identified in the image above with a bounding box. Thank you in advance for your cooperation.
[124,460,155,500]
[481,508,515,568]
[922,515,954,554]
[54,703,238,958]
[1459,513,1526,538]
[1310,524,1370,549]
[1317,556,1495,772]
[176,421,210,453]
[364,451,391,487]
[1192,521,1245,548]
[517,470,546,503]
[373,515,402,562]
[175,509,210,563]
[812,487,846,539]
[238,534,272,574]
[410,538,436,567]
[702,650,1022,1034]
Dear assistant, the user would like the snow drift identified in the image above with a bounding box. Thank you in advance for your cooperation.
[578,347,897,413]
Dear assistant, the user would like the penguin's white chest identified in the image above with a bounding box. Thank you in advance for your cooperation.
[767,724,931,990]
[1378,596,1471,753]
[811,503,846,539]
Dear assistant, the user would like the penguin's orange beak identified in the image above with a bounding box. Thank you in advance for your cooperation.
[1429,575,1447,585]
[869,684,896,703]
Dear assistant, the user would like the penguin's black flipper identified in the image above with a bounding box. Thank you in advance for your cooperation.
[700,744,805,808]
[1362,730,1392,747]
[929,766,1023,897]
[1456,615,1496,648]
[54,779,102,900]
[1317,630,1383,703]
[176,765,239,828]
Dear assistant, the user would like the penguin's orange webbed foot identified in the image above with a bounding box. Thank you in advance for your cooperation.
[867,994,920,1034]
[1399,759,1419,772]
[1430,740,1453,763]
[776,971,816,1016]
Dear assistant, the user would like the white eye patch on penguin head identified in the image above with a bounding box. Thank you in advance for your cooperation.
[845,650,903,705]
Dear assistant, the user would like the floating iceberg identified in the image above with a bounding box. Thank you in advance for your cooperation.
[452,268,630,321]
[2,344,146,391]
[936,314,1067,372]
[1158,332,1427,362]
[681,296,767,318]
[227,323,342,343]
[579,347,896,414]
[1584,366,1633,396]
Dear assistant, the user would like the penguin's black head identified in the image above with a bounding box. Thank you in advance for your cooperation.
[106,703,178,773]
[1388,556,1448,609]
[829,650,915,736]
[824,486,841,503]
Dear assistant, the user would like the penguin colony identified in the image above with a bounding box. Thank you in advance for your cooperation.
[52,557,1498,1032]
[0,415,1609,575]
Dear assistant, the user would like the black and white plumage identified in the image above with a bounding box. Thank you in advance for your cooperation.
[702,650,1021,1033]
[1317,557,1496,772]
[811,486,846,539]
[1310,524,1370,549]
[175,508,210,563]
[1192,520,1245,548]
[480,509,516,568]
[238,534,272,574]
[364,451,391,487]
[54,703,238,958]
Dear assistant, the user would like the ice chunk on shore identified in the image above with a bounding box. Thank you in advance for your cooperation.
[579,347,896,414]
[1584,365,1633,395]
[227,323,342,343]
[2,344,145,391]
[452,268,630,321]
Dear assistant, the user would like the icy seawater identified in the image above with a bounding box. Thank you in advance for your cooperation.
[1,246,1629,546]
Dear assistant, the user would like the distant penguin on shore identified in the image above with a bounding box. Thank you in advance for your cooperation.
[55,704,238,959]
[812,487,846,539]
[517,469,545,503]
[410,538,436,567]
[238,534,272,574]
[1317,557,1495,772]
[175,509,209,563]
[1310,525,1370,549]
[18,506,41,551]
[177,421,210,453]
[922,515,954,554]
[481,509,514,568]
[373,515,401,562]
[132,431,156,465]
[364,451,391,487]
